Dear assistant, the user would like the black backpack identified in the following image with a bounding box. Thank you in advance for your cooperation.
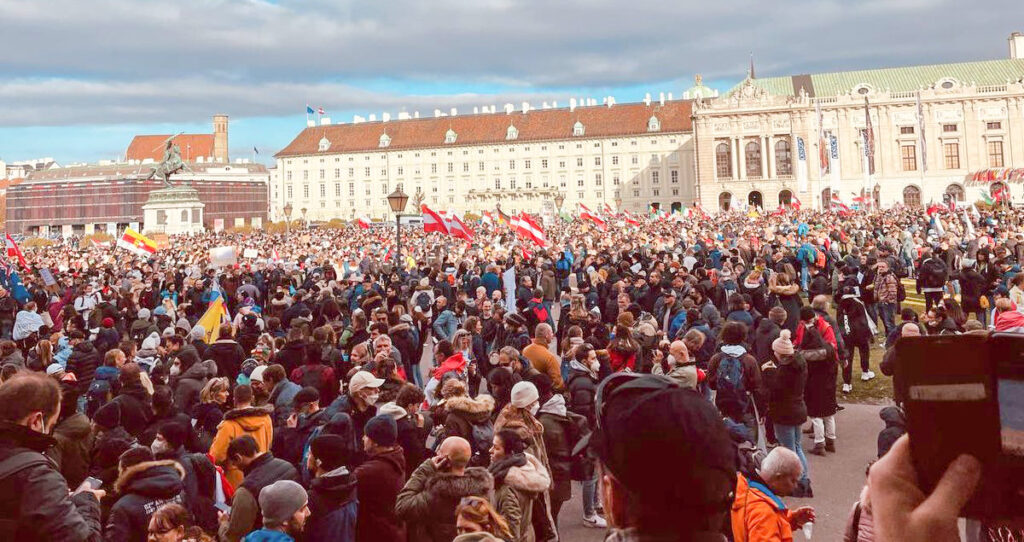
[414,291,432,314]
[467,418,494,468]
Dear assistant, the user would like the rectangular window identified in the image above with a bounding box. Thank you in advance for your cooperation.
[612,156,619,165]
[987,122,1002,130]
[900,126,915,135]
[988,140,1005,167]
[286,171,292,181]
[364,167,370,176]
[302,171,308,180]
[320,184,326,197]
[479,162,485,171]
[525,159,531,169]
[303,185,309,198]
[447,163,453,173]
[348,183,354,196]
[397,166,403,175]
[431,164,437,174]
[578,191,584,199]
[319,169,325,180]
[672,189,679,196]
[943,142,960,169]
[942,123,957,133]
[651,171,659,183]
[577,179,584,187]
[671,170,679,183]
[510,178,517,189]
[595,157,601,166]
[463,163,469,172]
[509,160,515,170]
[901,145,917,171]
[613,176,620,186]
[348,168,354,177]
[287,186,293,199]
[559,161,566,168]
[653,189,660,196]
[631,155,638,165]
[633,190,640,197]
[595,173,602,186]
[381,168,386,176]
[495,178,501,189]
[541,159,548,169]
[335,183,341,197]
[334,168,340,178]
[576,158,583,167]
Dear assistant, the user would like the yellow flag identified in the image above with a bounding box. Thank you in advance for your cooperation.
[197,297,227,344]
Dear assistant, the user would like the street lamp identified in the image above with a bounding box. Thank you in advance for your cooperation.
[387,185,409,268]
[554,193,565,216]
[300,207,308,227]
[615,197,622,212]
[283,203,293,233]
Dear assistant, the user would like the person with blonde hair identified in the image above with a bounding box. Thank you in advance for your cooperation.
[193,376,229,450]
[454,495,513,541]
[147,502,214,541]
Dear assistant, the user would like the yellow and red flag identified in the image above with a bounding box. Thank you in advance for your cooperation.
[117,228,157,257]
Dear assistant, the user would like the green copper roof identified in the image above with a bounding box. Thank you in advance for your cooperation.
[729,58,1024,97]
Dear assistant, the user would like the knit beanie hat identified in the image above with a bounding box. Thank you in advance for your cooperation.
[772,329,795,357]
[190,325,206,342]
[137,308,151,320]
[258,480,308,527]
[364,415,397,447]
[310,434,351,472]
[511,381,539,409]
[93,401,121,430]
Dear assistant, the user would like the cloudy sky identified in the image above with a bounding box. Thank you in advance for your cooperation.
[0,0,1018,165]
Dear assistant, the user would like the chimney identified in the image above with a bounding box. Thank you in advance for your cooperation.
[570,98,577,112]
[212,114,228,163]
[667,92,673,101]
[644,93,652,106]
[320,116,332,125]
[659,92,665,106]
[306,119,316,127]
[382,112,391,122]
[368,114,377,122]
[451,107,458,116]
[398,112,411,120]
[1011,32,1024,59]
[521,101,531,114]
[473,106,479,114]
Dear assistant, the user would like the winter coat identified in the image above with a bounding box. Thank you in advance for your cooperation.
[492,453,551,542]
[51,412,94,489]
[395,460,493,542]
[272,340,307,375]
[172,359,217,416]
[836,296,875,343]
[954,268,989,313]
[67,341,101,394]
[565,365,598,429]
[536,398,573,505]
[762,353,808,426]
[396,415,432,481]
[268,380,302,427]
[916,257,948,292]
[221,452,299,542]
[768,279,802,333]
[752,319,782,363]
[109,383,154,439]
[522,340,564,391]
[877,406,906,458]
[90,427,137,487]
[209,405,274,488]
[307,466,358,542]
[105,460,186,542]
[651,359,699,390]
[443,394,495,445]
[707,346,763,412]
[354,447,407,542]
[191,402,225,450]
[794,318,839,418]
[205,339,245,387]
[731,474,796,542]
[0,422,103,541]
[290,362,339,408]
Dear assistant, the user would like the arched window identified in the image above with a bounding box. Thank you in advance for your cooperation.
[821,188,832,209]
[903,185,922,207]
[778,189,793,206]
[378,133,391,148]
[573,121,585,137]
[945,183,965,202]
[745,141,762,178]
[318,137,330,152]
[506,125,519,141]
[719,192,732,211]
[716,142,732,179]
[181,210,189,223]
[444,129,457,144]
[647,115,661,132]
[748,191,763,209]
[774,139,793,176]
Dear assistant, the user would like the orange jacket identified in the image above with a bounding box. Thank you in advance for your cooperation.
[731,474,795,542]
[209,404,274,487]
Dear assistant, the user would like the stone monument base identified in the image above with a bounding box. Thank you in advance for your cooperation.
[142,186,205,235]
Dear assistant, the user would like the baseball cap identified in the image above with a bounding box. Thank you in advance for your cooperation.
[348,370,384,394]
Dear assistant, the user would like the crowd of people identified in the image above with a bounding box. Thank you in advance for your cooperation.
[0,201,1021,542]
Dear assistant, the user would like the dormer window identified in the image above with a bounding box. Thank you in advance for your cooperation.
[378,133,391,148]
[853,84,873,96]
[506,125,519,141]
[318,137,330,152]
[936,77,958,90]
[572,121,585,137]
[647,115,661,132]
[444,129,458,144]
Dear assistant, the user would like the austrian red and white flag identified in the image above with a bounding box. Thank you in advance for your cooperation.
[578,204,607,230]
[445,210,475,242]
[791,196,802,210]
[271,248,281,262]
[481,211,494,226]
[515,212,547,247]
[602,203,614,216]
[421,204,450,235]
[356,216,371,230]
[5,234,28,270]
[831,193,850,212]
[621,210,640,227]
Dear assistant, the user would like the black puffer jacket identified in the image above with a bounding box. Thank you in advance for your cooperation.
[0,422,103,541]
[205,339,245,387]
[762,353,808,426]
[108,384,154,439]
[752,319,782,364]
[51,412,94,489]
[273,340,307,374]
[105,460,186,542]
[67,341,101,394]
[172,359,217,416]
[565,365,598,429]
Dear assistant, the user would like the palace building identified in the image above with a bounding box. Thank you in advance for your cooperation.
[693,33,1024,211]
[273,98,699,221]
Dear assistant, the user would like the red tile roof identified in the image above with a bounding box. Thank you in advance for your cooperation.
[126,134,215,162]
[275,100,693,157]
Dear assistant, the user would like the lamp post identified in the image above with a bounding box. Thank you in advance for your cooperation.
[615,197,622,212]
[554,193,565,216]
[300,207,308,227]
[283,203,293,233]
[387,185,409,267]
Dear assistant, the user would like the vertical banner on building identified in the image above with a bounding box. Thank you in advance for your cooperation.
[502,267,517,314]
[829,135,841,190]
[815,101,828,181]
[213,218,224,233]
[796,137,809,193]
[916,91,928,173]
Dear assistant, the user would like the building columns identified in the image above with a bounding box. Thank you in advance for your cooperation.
[737,138,746,180]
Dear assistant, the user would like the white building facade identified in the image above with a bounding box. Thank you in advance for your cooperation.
[273,100,697,221]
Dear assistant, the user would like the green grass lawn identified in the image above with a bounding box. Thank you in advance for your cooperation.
[825,278,927,404]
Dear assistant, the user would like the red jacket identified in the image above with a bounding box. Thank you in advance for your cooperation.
[794,316,838,358]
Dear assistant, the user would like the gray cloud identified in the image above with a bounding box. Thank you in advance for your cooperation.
[0,0,1019,126]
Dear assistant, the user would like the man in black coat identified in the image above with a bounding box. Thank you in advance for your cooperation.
[206,324,246,386]
[220,436,300,542]
[0,372,104,541]
[66,330,101,396]
[105,446,186,542]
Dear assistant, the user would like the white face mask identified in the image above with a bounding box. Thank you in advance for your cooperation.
[589,360,600,373]
[528,402,540,416]
[364,392,380,405]
[151,439,170,454]
[169,364,181,376]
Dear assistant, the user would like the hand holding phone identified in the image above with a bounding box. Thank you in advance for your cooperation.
[432,455,452,472]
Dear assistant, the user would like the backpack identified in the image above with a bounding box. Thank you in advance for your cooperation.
[814,248,826,269]
[85,379,112,418]
[897,280,907,303]
[530,302,549,326]
[467,418,494,468]
[715,355,748,412]
[736,440,766,478]
[414,291,432,314]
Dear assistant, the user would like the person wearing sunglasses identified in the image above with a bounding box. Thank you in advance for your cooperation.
[589,373,737,540]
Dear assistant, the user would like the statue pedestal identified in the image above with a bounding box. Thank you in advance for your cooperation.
[142,187,205,235]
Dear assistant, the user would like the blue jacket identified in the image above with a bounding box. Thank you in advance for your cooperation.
[306,466,359,542]
[481,272,501,296]
[668,311,688,340]
[432,309,458,342]
[244,529,294,542]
